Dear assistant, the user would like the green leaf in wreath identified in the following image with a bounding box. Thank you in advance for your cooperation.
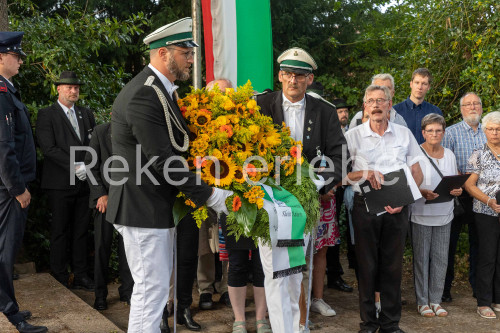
[173,197,191,226]
[233,196,258,235]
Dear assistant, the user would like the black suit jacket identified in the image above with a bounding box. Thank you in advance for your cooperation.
[85,122,111,208]
[36,101,96,190]
[106,66,212,229]
[0,75,36,196]
[256,91,346,193]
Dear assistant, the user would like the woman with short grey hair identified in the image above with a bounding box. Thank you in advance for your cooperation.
[411,113,461,318]
[465,111,500,319]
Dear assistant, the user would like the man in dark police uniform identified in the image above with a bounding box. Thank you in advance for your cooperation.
[0,31,48,333]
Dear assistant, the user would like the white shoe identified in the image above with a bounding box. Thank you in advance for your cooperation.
[375,301,381,319]
[310,298,336,316]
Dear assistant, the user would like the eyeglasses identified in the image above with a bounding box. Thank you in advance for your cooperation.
[485,128,500,133]
[3,52,22,62]
[424,129,444,134]
[167,47,195,60]
[364,98,389,106]
[280,71,310,82]
[461,101,482,108]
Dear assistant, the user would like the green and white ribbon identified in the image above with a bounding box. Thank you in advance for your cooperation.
[261,184,307,278]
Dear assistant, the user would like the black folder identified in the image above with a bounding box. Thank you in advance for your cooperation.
[359,168,415,214]
[425,174,471,204]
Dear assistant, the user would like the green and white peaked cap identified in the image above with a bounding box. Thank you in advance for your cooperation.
[278,47,317,74]
[144,17,199,49]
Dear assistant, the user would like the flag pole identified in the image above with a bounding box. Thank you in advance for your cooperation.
[192,0,202,89]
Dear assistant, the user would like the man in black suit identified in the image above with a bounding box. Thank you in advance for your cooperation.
[36,71,96,290]
[256,47,346,332]
[106,18,231,333]
[0,31,48,333]
[84,122,133,311]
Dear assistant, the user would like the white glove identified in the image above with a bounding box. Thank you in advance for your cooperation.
[75,162,87,181]
[312,174,325,192]
[206,188,233,215]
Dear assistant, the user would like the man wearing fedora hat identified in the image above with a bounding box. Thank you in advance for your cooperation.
[36,70,96,290]
[256,47,346,332]
[107,17,232,333]
[0,31,48,333]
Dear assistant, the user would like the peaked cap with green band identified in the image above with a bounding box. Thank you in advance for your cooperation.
[144,17,199,49]
[278,47,317,74]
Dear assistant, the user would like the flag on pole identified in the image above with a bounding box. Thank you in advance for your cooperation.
[201,0,273,92]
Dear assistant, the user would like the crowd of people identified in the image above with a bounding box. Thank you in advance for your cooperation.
[1,15,500,333]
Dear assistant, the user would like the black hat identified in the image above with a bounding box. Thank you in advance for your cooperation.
[55,71,84,86]
[0,31,26,56]
[332,98,352,109]
[307,82,324,97]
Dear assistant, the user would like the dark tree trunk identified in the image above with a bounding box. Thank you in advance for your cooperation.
[0,0,8,31]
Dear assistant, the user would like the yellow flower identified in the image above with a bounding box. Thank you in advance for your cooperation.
[243,186,265,204]
[193,110,211,127]
[248,124,260,135]
[247,99,257,110]
[223,98,235,111]
[202,155,237,187]
[265,131,281,147]
[234,166,245,183]
[211,148,223,160]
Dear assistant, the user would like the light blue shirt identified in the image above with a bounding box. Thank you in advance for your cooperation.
[442,120,487,174]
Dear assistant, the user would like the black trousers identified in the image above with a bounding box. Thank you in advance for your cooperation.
[444,196,478,296]
[93,210,133,299]
[475,213,500,307]
[47,188,91,282]
[0,189,27,325]
[353,194,408,332]
[227,249,264,287]
[176,214,199,310]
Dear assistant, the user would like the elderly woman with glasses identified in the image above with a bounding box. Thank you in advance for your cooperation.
[411,113,462,318]
[465,111,500,319]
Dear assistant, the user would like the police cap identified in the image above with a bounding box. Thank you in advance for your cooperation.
[0,31,26,56]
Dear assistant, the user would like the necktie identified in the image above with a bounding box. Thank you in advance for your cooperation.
[68,109,81,140]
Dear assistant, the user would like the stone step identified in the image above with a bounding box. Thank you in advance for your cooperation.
[0,273,123,333]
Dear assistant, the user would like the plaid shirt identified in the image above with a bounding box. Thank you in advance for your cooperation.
[441,120,486,174]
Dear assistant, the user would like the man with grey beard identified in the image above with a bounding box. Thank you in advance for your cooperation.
[441,92,486,303]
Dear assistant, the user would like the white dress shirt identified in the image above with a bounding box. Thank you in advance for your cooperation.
[148,63,178,99]
[345,120,423,201]
[282,93,305,142]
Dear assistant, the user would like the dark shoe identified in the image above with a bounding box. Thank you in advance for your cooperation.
[199,293,213,310]
[15,321,48,333]
[358,330,377,333]
[93,297,107,310]
[72,275,95,291]
[328,277,353,292]
[120,294,131,305]
[19,311,32,320]
[441,291,452,303]
[219,291,231,307]
[160,312,170,333]
[13,273,20,280]
[177,308,201,331]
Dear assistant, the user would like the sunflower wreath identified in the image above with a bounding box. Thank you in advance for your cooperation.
[174,81,320,243]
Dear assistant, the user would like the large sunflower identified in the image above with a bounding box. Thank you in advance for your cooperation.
[193,110,211,127]
[202,155,237,187]
[234,166,245,183]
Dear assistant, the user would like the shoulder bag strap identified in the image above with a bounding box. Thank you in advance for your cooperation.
[420,145,444,178]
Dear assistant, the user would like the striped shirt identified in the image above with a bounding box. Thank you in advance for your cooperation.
[441,120,486,174]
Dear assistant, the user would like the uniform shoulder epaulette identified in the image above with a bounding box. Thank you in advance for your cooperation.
[0,81,8,93]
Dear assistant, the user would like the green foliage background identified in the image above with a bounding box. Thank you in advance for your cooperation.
[7,0,492,276]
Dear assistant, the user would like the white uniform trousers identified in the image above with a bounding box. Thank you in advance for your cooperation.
[115,225,174,333]
[259,242,302,333]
